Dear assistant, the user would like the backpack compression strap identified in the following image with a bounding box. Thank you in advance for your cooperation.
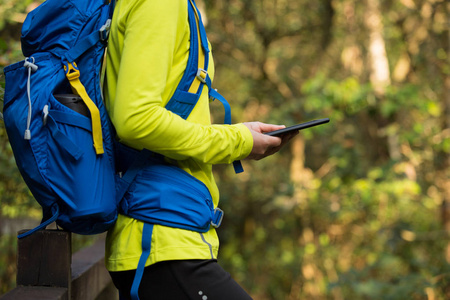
[17,205,60,239]
[63,61,104,155]
[60,1,115,155]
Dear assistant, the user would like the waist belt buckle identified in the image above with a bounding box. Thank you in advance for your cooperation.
[211,207,224,228]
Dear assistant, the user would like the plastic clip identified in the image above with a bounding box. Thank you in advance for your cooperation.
[64,61,80,81]
[42,105,49,126]
[211,207,224,228]
[99,19,112,43]
[196,68,208,84]
[24,57,38,72]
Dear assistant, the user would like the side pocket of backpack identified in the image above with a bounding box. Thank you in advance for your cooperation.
[43,83,117,235]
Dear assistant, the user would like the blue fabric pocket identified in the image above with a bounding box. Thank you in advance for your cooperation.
[120,160,215,233]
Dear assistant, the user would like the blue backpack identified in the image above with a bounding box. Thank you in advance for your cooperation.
[3,0,241,240]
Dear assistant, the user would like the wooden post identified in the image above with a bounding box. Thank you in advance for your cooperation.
[71,237,114,300]
[16,230,72,289]
[1,230,117,300]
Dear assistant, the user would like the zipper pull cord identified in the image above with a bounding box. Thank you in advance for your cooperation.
[23,57,38,140]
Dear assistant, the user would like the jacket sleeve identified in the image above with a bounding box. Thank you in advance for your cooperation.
[108,0,253,164]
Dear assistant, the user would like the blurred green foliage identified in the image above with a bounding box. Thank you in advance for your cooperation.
[1,0,450,299]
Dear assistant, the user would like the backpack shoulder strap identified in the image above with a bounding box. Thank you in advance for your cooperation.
[164,0,207,119]
[165,0,243,173]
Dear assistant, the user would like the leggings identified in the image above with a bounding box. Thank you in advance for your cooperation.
[109,259,253,300]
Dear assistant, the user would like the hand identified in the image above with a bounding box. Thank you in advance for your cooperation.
[243,122,298,160]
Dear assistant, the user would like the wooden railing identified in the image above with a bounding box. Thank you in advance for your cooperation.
[0,230,118,300]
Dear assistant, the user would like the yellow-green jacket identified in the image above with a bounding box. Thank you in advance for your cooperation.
[104,0,253,272]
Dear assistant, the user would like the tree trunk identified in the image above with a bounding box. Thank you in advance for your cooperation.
[365,0,391,96]
[362,0,394,162]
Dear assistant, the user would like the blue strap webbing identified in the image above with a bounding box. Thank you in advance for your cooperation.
[193,2,242,173]
[18,205,59,239]
[233,160,244,174]
[165,0,243,173]
[208,88,231,124]
[165,1,202,112]
[63,0,115,63]
[63,30,101,63]
[46,114,84,161]
[130,222,154,300]
[49,110,92,132]
[109,0,116,18]
[207,78,244,173]
[191,0,210,54]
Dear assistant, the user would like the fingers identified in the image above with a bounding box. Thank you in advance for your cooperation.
[243,122,285,134]
[245,131,283,160]
[266,133,295,157]
[257,138,282,160]
[244,125,299,161]
[243,121,299,161]
[257,123,286,134]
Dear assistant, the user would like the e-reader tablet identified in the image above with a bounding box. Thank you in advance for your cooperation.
[265,118,330,136]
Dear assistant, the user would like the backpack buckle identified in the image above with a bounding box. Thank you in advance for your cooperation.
[64,62,80,81]
[211,207,224,228]
[196,68,208,84]
[99,19,112,43]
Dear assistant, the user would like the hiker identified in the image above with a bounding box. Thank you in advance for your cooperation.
[104,1,295,299]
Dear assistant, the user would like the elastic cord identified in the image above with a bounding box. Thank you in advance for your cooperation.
[23,57,38,140]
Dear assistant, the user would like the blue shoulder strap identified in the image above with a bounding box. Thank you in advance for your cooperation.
[164,1,207,118]
[165,0,243,173]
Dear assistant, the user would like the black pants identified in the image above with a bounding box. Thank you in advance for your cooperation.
[110,259,253,300]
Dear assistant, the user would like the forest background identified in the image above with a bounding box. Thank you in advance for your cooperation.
[0,0,449,299]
